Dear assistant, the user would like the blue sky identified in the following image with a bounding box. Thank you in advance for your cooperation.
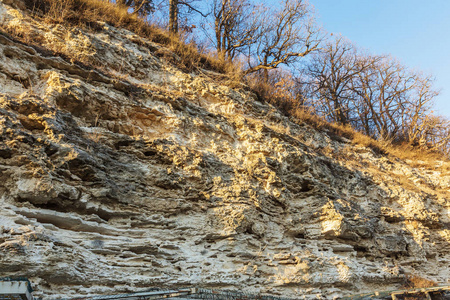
[308,0,450,118]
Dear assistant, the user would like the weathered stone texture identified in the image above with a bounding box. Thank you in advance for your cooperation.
[0,2,449,299]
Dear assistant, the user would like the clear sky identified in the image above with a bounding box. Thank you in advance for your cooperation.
[308,0,450,118]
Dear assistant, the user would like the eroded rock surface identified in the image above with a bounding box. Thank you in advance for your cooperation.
[0,3,449,299]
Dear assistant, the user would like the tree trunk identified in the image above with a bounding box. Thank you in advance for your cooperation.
[169,0,179,33]
[263,56,269,84]
[131,0,147,15]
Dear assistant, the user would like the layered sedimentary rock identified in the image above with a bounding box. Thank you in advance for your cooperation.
[0,2,449,299]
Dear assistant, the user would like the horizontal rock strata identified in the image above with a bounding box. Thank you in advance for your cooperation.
[0,2,449,299]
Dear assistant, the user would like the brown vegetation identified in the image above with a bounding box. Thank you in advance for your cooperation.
[403,274,438,289]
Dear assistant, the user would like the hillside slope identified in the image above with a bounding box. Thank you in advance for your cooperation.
[0,2,449,299]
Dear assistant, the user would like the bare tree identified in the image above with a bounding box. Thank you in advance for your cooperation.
[305,36,442,145]
[351,57,437,141]
[244,0,322,82]
[169,0,207,34]
[401,74,440,144]
[417,115,450,155]
[169,0,179,33]
[210,0,264,61]
[307,37,378,125]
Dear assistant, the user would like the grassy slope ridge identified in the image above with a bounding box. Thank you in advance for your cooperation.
[11,0,449,166]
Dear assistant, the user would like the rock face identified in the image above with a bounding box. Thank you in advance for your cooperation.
[0,3,449,299]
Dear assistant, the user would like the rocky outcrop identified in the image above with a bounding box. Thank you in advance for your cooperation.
[0,2,449,299]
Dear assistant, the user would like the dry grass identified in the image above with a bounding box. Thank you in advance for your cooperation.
[403,274,438,289]
[21,0,236,75]
[24,0,139,28]
[303,110,448,167]
[386,143,447,164]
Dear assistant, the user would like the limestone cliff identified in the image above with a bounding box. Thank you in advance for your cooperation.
[0,2,449,299]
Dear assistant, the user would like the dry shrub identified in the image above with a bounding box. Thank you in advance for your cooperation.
[248,71,307,115]
[24,0,136,27]
[139,29,236,75]
[403,274,438,289]
[397,274,440,300]
[160,36,239,76]
[386,142,447,164]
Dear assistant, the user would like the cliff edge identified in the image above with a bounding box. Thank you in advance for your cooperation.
[0,2,449,299]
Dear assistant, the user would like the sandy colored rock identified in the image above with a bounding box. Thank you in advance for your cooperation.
[0,2,449,300]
